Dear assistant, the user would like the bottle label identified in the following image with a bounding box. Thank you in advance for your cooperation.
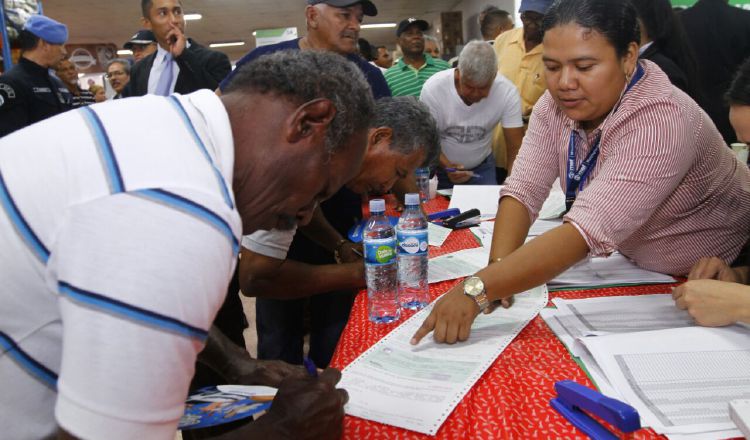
[364,237,396,265]
[397,230,428,256]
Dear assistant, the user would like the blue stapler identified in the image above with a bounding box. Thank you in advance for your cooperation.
[550,380,641,440]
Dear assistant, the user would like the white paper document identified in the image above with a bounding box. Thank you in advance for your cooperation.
[448,185,502,220]
[549,253,676,288]
[427,222,451,247]
[469,221,495,248]
[339,285,549,435]
[427,247,489,284]
[542,294,694,356]
[580,326,750,438]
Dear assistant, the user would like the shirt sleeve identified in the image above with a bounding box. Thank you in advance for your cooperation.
[241,227,297,260]
[563,100,696,256]
[0,77,30,138]
[51,192,236,440]
[499,81,524,129]
[499,92,561,222]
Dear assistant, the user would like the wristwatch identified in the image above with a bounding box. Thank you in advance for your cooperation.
[463,276,489,312]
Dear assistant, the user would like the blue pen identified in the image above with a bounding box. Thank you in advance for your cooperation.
[303,357,318,378]
[444,167,481,178]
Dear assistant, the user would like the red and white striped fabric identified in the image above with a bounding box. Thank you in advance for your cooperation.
[501,60,750,276]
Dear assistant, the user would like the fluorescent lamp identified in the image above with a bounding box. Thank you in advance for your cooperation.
[117,49,133,56]
[209,41,246,48]
[184,13,202,21]
[361,23,397,29]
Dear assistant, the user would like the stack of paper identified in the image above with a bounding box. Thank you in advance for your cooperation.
[549,253,676,288]
[428,247,489,284]
[448,185,502,220]
[340,285,549,435]
[542,294,750,439]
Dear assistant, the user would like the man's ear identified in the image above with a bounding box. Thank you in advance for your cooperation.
[286,98,337,145]
[141,16,152,31]
[305,5,319,30]
[368,126,393,152]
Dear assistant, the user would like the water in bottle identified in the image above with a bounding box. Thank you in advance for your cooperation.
[363,199,400,323]
[415,167,431,203]
[397,193,430,310]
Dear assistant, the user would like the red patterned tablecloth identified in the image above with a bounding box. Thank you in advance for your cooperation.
[331,196,673,439]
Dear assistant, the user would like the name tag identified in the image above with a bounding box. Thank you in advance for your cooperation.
[33,87,52,93]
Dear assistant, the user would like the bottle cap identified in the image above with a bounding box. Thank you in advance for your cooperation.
[416,167,430,175]
[369,199,386,213]
[405,193,420,205]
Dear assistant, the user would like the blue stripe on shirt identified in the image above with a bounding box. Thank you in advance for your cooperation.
[133,188,239,254]
[80,107,125,194]
[167,96,234,209]
[0,170,50,263]
[0,331,58,390]
[58,281,209,342]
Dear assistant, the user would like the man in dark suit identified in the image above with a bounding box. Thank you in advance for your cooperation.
[125,0,231,96]
[681,0,750,144]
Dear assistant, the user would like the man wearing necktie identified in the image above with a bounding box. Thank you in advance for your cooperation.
[124,0,231,97]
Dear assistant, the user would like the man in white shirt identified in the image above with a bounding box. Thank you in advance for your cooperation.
[0,51,372,440]
[420,40,525,188]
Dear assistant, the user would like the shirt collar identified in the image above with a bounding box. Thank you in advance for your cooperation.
[398,54,436,71]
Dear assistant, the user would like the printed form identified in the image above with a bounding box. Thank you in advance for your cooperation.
[339,285,548,435]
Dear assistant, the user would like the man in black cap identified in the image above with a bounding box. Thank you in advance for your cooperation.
[124,29,157,63]
[125,0,231,96]
[0,15,72,138]
[384,17,451,96]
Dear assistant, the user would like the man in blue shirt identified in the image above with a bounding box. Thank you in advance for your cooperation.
[213,0,390,370]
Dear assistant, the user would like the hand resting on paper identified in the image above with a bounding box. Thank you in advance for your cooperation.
[672,279,750,326]
[687,257,748,283]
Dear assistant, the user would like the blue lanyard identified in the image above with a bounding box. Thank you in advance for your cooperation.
[564,63,645,213]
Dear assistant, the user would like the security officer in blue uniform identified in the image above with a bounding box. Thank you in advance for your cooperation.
[0,15,72,138]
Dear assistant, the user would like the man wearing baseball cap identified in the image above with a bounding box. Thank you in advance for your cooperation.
[123,29,157,63]
[491,0,553,183]
[384,17,451,97]
[0,14,72,137]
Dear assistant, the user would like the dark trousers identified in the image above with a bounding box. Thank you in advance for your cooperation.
[256,290,356,368]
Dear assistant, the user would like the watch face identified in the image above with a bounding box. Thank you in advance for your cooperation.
[464,277,485,297]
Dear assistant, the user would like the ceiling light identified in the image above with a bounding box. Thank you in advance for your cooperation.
[184,13,202,21]
[117,49,133,56]
[361,23,397,29]
[209,41,246,48]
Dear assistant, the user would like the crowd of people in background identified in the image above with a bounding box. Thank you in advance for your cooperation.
[1,0,750,438]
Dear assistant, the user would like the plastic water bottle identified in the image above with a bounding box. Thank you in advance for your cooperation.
[364,199,400,323]
[397,193,430,310]
[415,167,431,203]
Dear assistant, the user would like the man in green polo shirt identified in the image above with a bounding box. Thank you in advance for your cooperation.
[384,17,451,96]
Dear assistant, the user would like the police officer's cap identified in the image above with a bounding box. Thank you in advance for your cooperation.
[23,15,68,45]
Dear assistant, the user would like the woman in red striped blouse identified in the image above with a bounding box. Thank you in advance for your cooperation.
[412,0,750,345]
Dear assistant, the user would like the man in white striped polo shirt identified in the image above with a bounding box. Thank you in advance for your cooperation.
[0,51,372,439]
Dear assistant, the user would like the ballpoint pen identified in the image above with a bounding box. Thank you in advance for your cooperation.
[303,357,318,378]
[444,167,481,178]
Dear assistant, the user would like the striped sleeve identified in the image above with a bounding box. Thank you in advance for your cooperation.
[50,190,237,440]
[500,92,562,222]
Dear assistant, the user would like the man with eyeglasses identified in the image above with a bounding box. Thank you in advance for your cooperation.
[491,0,553,182]
[106,59,131,99]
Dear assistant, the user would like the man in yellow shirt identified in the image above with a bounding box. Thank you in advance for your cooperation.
[491,0,552,182]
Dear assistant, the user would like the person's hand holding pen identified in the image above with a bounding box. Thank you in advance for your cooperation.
[442,162,474,184]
